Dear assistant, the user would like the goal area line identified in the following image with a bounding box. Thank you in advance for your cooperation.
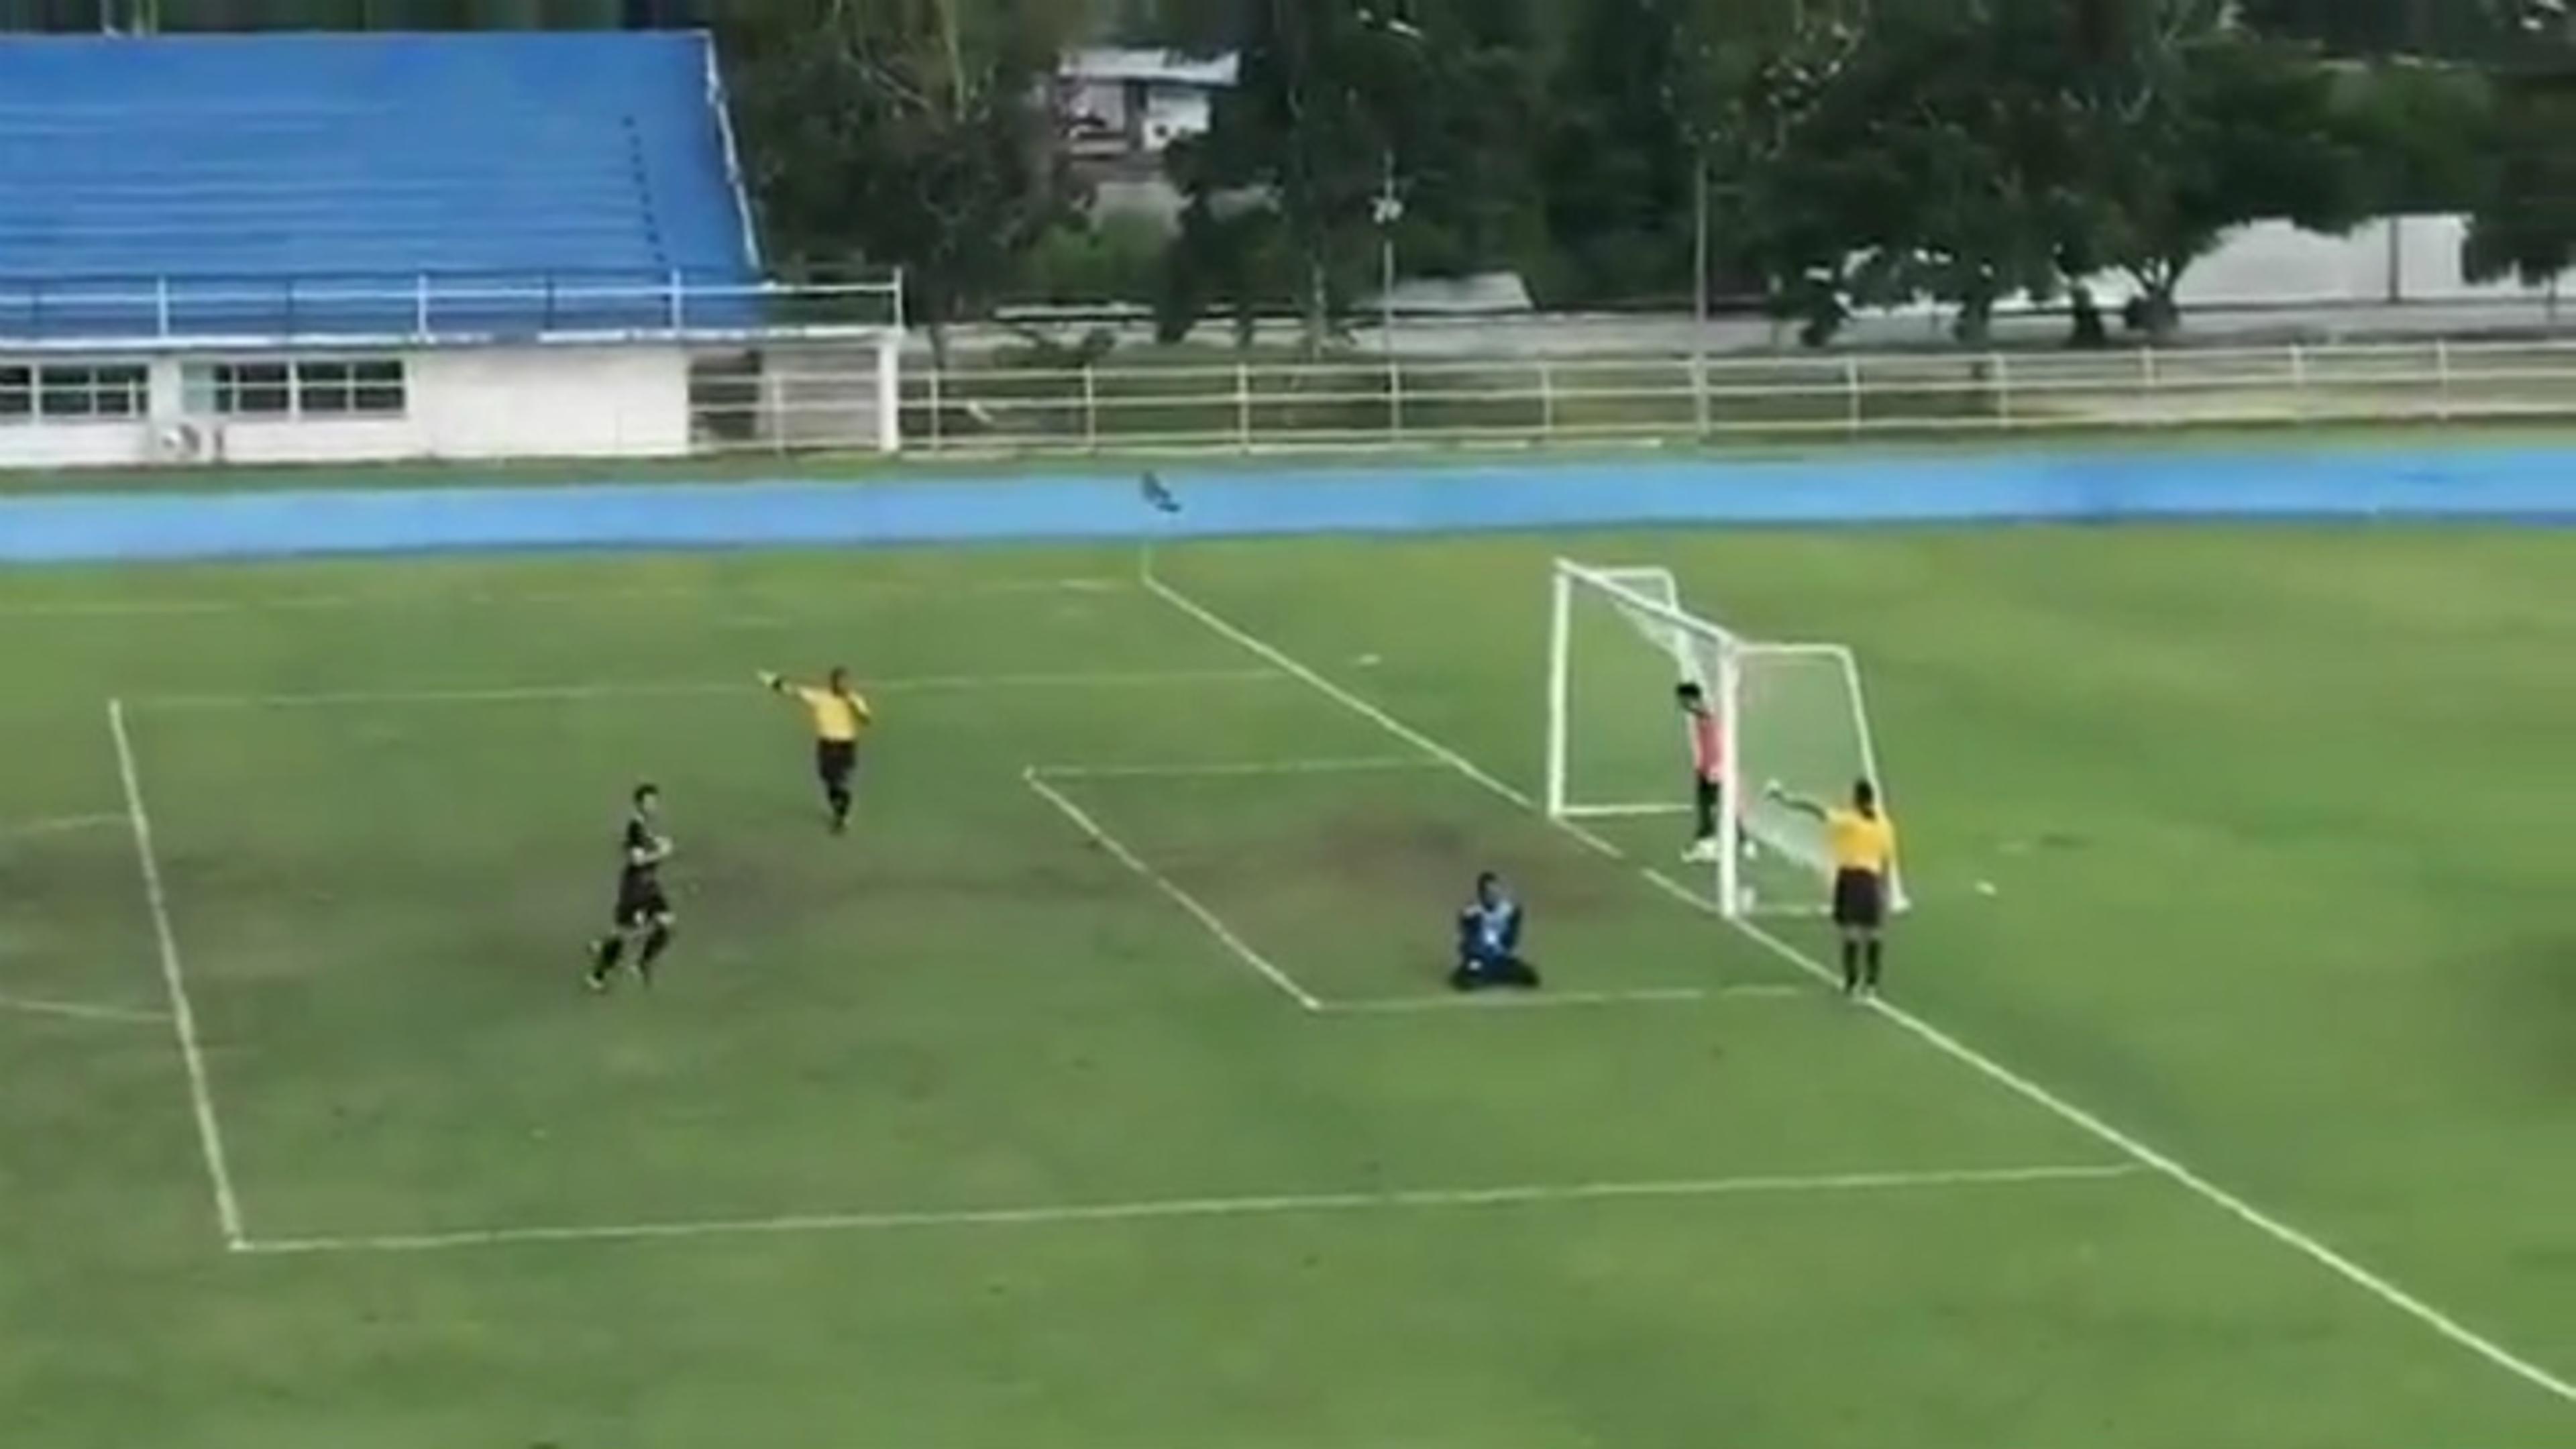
[1020,758,1794,1015]
[235,1163,2144,1257]
[1558,802,1694,820]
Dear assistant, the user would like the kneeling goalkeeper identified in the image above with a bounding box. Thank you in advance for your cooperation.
[1452,871,1540,991]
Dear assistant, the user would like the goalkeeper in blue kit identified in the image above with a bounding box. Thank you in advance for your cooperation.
[1451,871,1540,991]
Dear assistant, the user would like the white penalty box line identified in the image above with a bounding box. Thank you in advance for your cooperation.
[1135,557,2576,1407]
[126,666,1291,713]
[97,665,1305,1253]
[238,1163,2143,1257]
[1020,757,1794,1016]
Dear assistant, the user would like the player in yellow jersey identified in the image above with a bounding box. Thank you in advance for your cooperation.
[758,665,873,834]
[1769,777,1898,999]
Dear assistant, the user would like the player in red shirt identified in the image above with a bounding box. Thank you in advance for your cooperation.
[1678,681,1727,863]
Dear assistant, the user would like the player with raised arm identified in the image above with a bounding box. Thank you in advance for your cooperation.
[1678,681,1729,863]
[588,784,676,992]
[1768,777,1898,998]
[759,665,873,835]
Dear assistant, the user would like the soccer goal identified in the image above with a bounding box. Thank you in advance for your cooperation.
[1544,557,1904,919]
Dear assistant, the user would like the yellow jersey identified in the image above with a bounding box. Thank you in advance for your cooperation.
[794,686,872,743]
[1827,807,1896,875]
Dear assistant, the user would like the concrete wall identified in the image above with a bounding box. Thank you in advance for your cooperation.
[2092,215,2575,310]
[0,343,690,470]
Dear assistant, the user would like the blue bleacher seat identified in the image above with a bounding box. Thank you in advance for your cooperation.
[0,32,762,339]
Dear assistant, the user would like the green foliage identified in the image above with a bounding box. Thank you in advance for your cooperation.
[1538,0,1695,305]
[1016,213,1172,305]
[1155,182,1299,345]
[1173,0,1548,348]
[2463,68,2576,287]
[2335,60,2495,214]
[1173,0,1386,347]
[2084,25,2371,335]
[719,0,1079,356]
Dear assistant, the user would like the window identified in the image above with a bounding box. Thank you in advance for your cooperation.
[182,358,405,419]
[350,359,406,415]
[182,361,292,417]
[294,358,407,417]
[1,363,146,422]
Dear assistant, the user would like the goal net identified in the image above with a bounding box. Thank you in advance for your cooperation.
[1544,557,1904,918]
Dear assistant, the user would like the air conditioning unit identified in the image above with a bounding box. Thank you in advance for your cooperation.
[150,419,218,464]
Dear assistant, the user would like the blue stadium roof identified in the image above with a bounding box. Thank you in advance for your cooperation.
[0,31,763,341]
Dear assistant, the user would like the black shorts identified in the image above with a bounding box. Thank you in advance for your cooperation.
[816,739,857,788]
[1690,773,1731,820]
[614,879,671,929]
[1831,869,1885,930]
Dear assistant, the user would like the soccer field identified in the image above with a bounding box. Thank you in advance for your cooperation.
[2,525,2569,1447]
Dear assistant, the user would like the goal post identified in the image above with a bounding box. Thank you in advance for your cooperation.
[1545,558,1905,919]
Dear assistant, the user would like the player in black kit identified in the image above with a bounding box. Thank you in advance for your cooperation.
[588,784,676,991]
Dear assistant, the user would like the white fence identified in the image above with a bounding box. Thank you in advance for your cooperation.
[702,338,2576,458]
[0,273,904,351]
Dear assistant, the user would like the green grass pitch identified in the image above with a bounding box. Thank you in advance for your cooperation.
[1,525,2569,1447]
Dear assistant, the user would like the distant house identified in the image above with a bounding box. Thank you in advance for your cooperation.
[1055,48,1239,170]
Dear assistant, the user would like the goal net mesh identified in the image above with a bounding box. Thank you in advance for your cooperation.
[1549,560,1898,916]
[1553,566,1707,820]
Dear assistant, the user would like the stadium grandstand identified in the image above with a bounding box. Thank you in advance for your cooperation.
[0,30,898,468]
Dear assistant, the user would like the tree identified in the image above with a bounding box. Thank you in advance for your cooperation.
[2084,26,2369,335]
[2463,67,2576,288]
[1539,0,1849,309]
[720,0,1078,365]
[1177,0,1390,349]
[1378,0,1548,282]
[2336,60,2493,216]
[1153,180,1291,345]
[1539,0,1696,305]
[1751,0,2088,344]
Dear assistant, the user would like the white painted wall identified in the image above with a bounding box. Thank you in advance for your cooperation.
[404,345,690,462]
[0,343,692,470]
[1141,86,1214,150]
[2079,215,2575,311]
[0,417,148,469]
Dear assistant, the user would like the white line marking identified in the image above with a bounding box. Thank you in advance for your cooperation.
[1318,985,1803,1015]
[0,812,124,841]
[1140,560,2576,1406]
[1029,757,1434,781]
[0,992,172,1025]
[1140,571,1543,812]
[1560,802,1697,819]
[238,1163,2141,1256]
[133,667,1285,712]
[0,575,1124,619]
[1729,919,2576,1405]
[108,698,247,1252]
[1022,769,1325,1012]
